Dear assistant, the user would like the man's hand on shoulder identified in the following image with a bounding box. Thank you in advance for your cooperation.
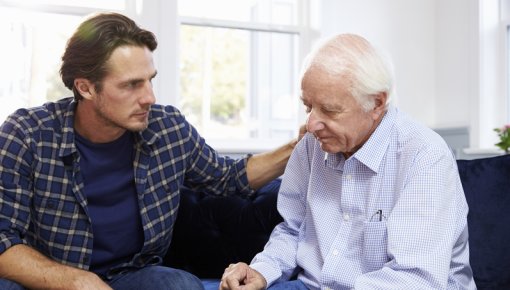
[220,262,266,290]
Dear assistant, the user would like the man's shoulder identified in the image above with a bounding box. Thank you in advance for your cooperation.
[2,97,73,134]
[146,103,193,136]
[391,109,453,160]
[148,104,184,122]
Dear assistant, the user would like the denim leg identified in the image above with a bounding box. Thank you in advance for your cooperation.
[268,279,309,290]
[108,266,204,290]
[0,278,27,290]
[202,279,221,290]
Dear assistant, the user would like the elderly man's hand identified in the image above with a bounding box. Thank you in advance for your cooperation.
[219,262,267,290]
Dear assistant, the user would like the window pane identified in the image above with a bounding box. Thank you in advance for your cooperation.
[179,0,298,26]
[179,25,299,141]
[0,7,78,122]
[5,0,125,10]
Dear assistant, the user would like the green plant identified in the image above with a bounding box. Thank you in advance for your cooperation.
[494,125,510,153]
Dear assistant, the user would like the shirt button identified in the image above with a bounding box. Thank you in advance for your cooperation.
[343,213,350,221]
[332,249,339,256]
[346,174,352,180]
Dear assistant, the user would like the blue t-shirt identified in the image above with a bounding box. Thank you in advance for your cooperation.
[75,131,144,277]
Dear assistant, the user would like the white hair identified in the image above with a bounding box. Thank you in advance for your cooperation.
[301,34,395,111]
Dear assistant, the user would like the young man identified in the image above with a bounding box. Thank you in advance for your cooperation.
[220,34,476,289]
[0,13,301,290]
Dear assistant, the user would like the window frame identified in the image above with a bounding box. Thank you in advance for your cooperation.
[0,1,127,123]
[176,1,316,153]
[0,0,317,153]
[0,0,126,15]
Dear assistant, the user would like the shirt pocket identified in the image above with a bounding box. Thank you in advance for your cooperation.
[362,220,389,273]
[32,194,83,232]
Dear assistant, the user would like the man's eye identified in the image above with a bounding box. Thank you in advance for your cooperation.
[126,81,141,89]
[323,108,341,115]
[304,106,311,113]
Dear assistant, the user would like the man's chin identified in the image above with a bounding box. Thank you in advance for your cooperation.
[319,141,347,154]
[319,143,337,154]
[126,122,149,132]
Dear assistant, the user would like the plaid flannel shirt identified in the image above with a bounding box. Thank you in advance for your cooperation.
[0,97,252,272]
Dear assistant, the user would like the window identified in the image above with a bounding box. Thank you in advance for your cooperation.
[178,0,313,151]
[0,0,317,153]
[0,1,126,123]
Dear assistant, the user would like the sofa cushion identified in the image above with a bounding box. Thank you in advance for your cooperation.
[457,154,510,289]
[164,179,282,278]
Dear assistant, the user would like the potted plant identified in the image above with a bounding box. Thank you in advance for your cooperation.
[494,125,510,154]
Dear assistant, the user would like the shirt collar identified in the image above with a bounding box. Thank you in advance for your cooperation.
[324,151,345,170]
[353,105,396,173]
[58,99,78,159]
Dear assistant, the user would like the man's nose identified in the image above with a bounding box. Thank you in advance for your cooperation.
[306,111,325,133]
[141,82,156,105]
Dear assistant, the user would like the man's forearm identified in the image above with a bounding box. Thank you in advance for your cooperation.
[0,244,109,290]
[246,138,297,190]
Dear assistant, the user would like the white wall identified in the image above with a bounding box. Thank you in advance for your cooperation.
[319,0,437,126]
[434,0,474,128]
[319,0,507,152]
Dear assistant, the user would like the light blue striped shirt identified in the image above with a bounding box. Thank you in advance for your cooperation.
[251,106,476,290]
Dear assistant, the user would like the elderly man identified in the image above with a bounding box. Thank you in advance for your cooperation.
[220,34,476,290]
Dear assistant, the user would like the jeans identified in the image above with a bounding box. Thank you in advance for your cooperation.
[202,279,308,290]
[0,266,204,290]
[268,279,309,290]
[0,279,26,290]
[109,265,204,290]
[202,279,221,290]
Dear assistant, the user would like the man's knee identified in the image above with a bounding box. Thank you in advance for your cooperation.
[0,278,26,290]
[154,266,204,289]
[268,279,309,290]
[110,265,204,290]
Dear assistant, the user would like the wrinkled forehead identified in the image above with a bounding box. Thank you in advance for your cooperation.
[301,65,353,92]
[300,66,355,107]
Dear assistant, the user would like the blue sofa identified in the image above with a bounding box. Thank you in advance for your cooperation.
[164,154,510,289]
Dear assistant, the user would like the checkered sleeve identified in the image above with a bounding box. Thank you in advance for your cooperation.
[187,124,252,196]
[0,113,35,253]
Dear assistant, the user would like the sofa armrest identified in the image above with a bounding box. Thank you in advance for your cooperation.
[457,154,510,289]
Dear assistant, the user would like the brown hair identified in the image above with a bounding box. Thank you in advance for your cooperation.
[60,12,158,100]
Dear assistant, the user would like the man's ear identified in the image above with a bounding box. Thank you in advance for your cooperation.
[370,92,388,119]
[74,78,95,100]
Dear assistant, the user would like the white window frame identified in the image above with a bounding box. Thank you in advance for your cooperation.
[465,0,507,154]
[0,0,177,123]
[0,0,129,16]
[0,0,318,153]
[174,1,317,153]
[0,1,129,123]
